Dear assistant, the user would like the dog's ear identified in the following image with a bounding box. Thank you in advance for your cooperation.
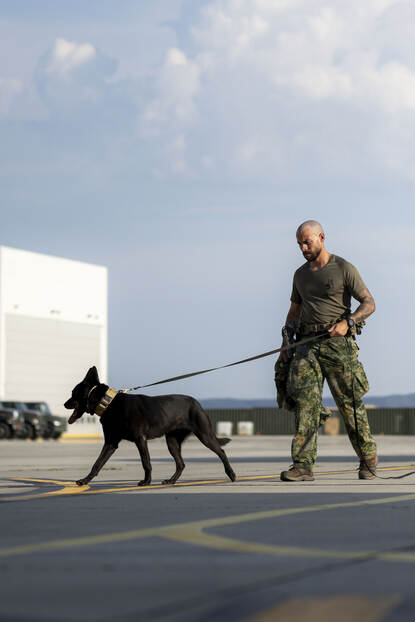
[84,366,100,384]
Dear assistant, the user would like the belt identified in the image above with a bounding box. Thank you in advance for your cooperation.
[299,328,330,337]
[299,317,346,335]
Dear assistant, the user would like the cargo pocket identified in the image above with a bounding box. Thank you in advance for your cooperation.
[274,358,296,411]
[352,361,370,398]
[287,352,321,401]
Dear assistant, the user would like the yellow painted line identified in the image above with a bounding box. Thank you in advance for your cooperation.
[161,526,415,563]
[59,439,102,444]
[52,464,415,485]
[157,492,415,563]
[158,492,415,530]
[1,476,238,500]
[57,432,104,442]
[42,485,91,497]
[0,527,158,558]
[12,477,70,485]
[74,464,415,495]
[2,492,415,559]
[249,595,401,622]
[2,464,415,502]
[0,478,91,501]
[316,464,415,476]
[0,488,91,502]
[4,486,92,502]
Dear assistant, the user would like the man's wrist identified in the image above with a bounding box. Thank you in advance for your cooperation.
[346,317,355,330]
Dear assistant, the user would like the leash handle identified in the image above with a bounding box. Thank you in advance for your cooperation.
[122,332,329,393]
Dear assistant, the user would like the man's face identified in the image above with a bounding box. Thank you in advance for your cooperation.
[296,227,323,262]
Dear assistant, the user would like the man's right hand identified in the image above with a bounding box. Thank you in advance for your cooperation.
[328,320,348,338]
[279,301,301,362]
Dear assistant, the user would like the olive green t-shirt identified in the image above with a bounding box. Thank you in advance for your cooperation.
[290,254,367,326]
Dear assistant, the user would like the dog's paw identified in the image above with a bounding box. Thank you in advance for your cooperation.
[137,480,151,486]
[76,479,90,486]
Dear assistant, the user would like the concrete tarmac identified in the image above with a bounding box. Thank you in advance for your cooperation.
[1,435,415,622]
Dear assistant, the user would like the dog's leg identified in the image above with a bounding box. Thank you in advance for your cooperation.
[76,443,117,486]
[135,437,152,486]
[191,405,236,482]
[162,432,186,485]
[195,432,236,482]
[191,417,235,482]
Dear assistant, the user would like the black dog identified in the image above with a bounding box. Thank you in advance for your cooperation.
[64,366,236,487]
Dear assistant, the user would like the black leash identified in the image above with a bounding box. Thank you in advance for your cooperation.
[121,331,415,480]
[121,332,329,393]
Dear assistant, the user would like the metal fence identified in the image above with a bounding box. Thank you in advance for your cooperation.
[206,407,415,435]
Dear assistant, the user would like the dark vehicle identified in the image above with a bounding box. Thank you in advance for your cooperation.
[0,401,50,440]
[0,407,26,440]
[24,402,67,440]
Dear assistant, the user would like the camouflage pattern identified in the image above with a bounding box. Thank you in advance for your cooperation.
[274,358,296,411]
[274,359,332,425]
[276,335,376,470]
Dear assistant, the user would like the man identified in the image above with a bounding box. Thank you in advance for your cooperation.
[276,220,377,481]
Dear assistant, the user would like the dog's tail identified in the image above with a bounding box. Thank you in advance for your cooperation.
[217,437,231,446]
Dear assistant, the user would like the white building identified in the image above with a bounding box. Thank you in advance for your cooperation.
[0,246,107,436]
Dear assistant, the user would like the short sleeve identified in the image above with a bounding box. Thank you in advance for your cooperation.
[290,276,302,304]
[344,262,367,299]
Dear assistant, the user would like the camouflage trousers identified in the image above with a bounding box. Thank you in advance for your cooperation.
[275,336,377,469]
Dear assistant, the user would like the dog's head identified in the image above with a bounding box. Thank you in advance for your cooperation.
[64,366,100,424]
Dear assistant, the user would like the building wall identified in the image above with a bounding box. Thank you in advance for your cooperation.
[0,246,107,435]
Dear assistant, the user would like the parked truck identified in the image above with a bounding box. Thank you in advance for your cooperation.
[0,401,67,440]
[0,407,26,440]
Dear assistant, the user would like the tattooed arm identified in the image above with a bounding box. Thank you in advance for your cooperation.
[328,288,375,338]
[350,288,376,324]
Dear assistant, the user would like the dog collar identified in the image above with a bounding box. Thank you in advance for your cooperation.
[95,388,119,417]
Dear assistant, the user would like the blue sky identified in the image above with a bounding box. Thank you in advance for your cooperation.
[1,0,415,400]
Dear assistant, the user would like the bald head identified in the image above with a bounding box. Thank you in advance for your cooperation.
[296,220,324,237]
[296,220,326,263]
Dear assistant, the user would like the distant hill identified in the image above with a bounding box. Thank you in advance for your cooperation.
[323,393,415,408]
[201,393,415,409]
[201,398,278,409]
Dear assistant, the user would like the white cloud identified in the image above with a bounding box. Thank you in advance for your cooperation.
[369,62,415,111]
[140,46,201,174]
[5,2,415,182]
[140,0,415,181]
[142,46,200,130]
[45,38,96,76]
[36,38,117,115]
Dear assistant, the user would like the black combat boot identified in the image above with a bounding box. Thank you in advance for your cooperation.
[358,455,377,480]
[280,464,314,481]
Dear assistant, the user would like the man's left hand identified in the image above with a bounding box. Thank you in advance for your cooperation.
[328,320,348,338]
